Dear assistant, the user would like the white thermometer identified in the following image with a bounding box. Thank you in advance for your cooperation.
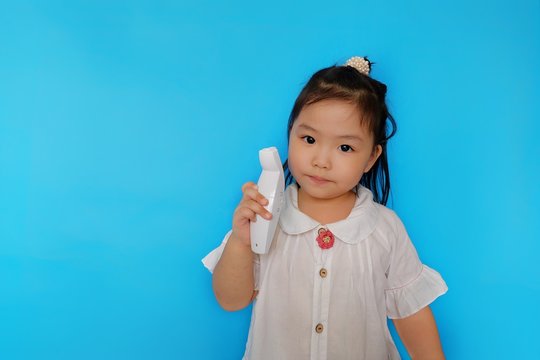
[250,147,285,254]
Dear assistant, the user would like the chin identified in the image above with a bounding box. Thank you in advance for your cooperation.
[298,184,340,199]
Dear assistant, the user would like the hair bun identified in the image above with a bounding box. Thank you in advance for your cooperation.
[344,56,371,76]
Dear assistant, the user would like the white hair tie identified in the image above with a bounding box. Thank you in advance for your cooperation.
[345,56,371,76]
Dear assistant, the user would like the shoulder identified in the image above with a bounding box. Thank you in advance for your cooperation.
[370,202,411,252]
[374,203,402,234]
[350,186,406,244]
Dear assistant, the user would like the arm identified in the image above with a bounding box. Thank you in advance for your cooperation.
[212,233,256,311]
[212,182,271,311]
[392,306,445,360]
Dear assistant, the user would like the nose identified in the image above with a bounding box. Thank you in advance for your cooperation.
[312,148,331,169]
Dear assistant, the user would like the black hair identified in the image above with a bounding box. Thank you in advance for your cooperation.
[283,61,397,205]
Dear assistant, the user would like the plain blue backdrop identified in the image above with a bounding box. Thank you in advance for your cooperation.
[1,0,539,359]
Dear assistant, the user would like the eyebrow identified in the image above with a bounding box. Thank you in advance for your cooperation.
[296,123,364,142]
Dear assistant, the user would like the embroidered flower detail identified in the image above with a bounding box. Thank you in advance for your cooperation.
[316,228,335,250]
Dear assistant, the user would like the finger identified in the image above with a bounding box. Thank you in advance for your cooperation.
[241,199,272,220]
[242,186,269,206]
[241,181,269,206]
[234,206,257,224]
[241,181,257,193]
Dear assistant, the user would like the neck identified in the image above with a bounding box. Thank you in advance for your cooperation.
[297,188,356,225]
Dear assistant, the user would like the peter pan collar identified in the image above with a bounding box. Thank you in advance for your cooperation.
[279,184,379,245]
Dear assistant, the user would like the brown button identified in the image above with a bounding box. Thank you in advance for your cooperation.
[315,323,324,333]
[319,268,328,278]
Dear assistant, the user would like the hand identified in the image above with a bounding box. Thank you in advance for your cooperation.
[231,182,273,247]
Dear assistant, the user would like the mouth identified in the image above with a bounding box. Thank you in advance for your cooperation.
[307,175,331,185]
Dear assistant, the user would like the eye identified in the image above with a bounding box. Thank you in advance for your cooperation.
[302,136,315,144]
[340,144,354,152]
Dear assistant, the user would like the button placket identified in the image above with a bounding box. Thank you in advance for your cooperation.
[310,229,333,359]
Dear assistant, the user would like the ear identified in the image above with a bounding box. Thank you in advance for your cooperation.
[364,145,383,173]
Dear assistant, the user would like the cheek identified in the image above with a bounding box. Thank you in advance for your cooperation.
[349,168,365,184]
[342,158,367,183]
[287,142,302,176]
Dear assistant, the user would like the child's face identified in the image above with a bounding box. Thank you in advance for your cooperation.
[288,99,382,201]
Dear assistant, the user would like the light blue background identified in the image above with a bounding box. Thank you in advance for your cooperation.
[1,0,539,359]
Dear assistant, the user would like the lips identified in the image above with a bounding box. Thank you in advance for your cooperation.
[307,175,330,185]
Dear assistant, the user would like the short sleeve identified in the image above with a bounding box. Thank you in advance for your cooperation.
[384,214,448,319]
[201,230,232,273]
[201,230,261,290]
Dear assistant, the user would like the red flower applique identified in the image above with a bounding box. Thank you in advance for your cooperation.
[316,228,335,250]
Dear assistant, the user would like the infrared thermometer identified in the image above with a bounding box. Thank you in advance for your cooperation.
[250,147,285,254]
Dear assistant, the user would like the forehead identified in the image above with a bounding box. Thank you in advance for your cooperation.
[294,99,371,135]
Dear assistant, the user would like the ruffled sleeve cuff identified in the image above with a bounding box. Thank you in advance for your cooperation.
[385,265,448,319]
[201,230,232,273]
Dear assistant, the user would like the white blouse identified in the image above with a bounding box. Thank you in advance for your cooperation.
[203,184,447,360]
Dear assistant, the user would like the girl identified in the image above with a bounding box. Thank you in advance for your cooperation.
[203,56,448,360]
